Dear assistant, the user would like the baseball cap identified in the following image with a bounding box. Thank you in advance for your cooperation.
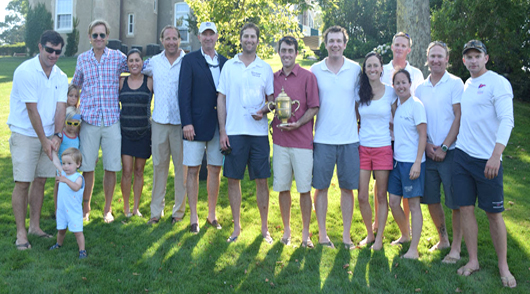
[462,40,487,55]
[199,22,217,34]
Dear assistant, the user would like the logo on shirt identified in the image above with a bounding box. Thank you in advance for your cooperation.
[478,84,486,89]
[251,71,261,77]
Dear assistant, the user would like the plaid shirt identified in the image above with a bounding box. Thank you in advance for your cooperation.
[72,47,127,126]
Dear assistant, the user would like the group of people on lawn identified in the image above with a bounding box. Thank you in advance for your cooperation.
[7,18,516,287]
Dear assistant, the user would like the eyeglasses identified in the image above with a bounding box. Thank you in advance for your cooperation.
[65,121,80,127]
[91,33,107,39]
[44,46,62,55]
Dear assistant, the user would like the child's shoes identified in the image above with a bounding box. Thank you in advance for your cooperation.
[49,243,62,250]
[79,250,87,259]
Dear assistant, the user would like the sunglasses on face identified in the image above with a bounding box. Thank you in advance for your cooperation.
[44,46,62,55]
[92,33,107,39]
[65,121,80,127]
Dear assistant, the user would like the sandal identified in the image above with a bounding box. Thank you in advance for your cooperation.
[15,241,31,251]
[301,239,314,249]
[147,217,160,225]
[171,217,183,225]
[501,275,517,288]
[79,250,88,259]
[49,243,62,250]
[280,237,291,246]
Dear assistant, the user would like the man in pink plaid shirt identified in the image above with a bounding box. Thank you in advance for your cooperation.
[72,19,128,223]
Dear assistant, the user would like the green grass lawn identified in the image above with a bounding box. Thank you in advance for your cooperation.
[0,55,529,293]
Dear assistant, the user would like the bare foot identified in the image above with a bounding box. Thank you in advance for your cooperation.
[391,236,410,246]
[429,241,450,252]
[359,236,375,246]
[401,251,419,259]
[371,239,383,251]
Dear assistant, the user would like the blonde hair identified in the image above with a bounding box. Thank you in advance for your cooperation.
[393,32,412,47]
[88,19,110,35]
[62,147,82,167]
[65,106,80,121]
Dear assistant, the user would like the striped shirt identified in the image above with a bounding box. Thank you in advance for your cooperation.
[72,47,127,126]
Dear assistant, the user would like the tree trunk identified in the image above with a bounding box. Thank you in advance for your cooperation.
[397,0,431,76]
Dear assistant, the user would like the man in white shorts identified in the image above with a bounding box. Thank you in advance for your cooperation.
[310,26,361,249]
[143,25,187,225]
[272,36,319,247]
[453,40,516,288]
[416,41,463,263]
[8,30,68,249]
[72,20,128,223]
[179,22,228,233]
[217,23,274,243]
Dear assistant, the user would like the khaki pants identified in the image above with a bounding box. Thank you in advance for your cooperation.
[150,122,187,219]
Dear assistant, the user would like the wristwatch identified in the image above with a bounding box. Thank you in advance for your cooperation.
[441,144,448,152]
[54,132,63,139]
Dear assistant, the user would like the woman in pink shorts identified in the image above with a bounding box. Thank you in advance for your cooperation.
[356,51,397,250]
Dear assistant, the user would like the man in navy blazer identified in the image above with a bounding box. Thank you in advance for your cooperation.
[179,22,227,234]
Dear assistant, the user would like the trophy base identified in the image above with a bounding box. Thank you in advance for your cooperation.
[277,123,291,127]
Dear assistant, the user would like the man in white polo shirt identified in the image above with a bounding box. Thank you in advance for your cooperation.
[310,26,361,249]
[217,22,274,243]
[453,40,516,288]
[8,30,68,249]
[143,25,187,225]
[416,41,463,263]
[381,32,424,93]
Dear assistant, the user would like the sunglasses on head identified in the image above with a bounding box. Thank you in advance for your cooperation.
[44,46,62,55]
[65,121,80,127]
[92,33,107,39]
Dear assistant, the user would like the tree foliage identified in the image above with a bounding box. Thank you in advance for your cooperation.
[318,0,396,60]
[186,0,305,58]
[431,0,530,101]
[65,17,80,57]
[0,0,28,45]
[24,2,53,56]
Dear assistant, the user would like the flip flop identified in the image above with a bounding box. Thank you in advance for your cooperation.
[319,241,335,249]
[226,235,238,243]
[501,275,517,288]
[171,217,183,225]
[441,255,460,264]
[263,235,274,244]
[125,212,133,218]
[15,241,31,250]
[103,213,114,223]
[344,243,357,250]
[280,237,291,246]
[147,217,160,225]
[301,240,314,249]
[30,232,53,238]
[207,219,222,230]
[457,265,480,276]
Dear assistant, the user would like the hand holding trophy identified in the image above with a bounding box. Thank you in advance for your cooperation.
[267,87,300,127]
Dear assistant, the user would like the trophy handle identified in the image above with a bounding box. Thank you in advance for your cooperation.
[292,100,300,113]
[267,101,276,112]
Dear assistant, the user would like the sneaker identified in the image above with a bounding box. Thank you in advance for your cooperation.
[79,250,88,259]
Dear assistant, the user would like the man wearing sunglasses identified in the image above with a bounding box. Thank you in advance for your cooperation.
[453,40,516,288]
[72,19,129,224]
[8,30,68,250]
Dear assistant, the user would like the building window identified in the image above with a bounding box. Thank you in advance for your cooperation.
[55,0,73,32]
[128,14,134,36]
[174,2,189,43]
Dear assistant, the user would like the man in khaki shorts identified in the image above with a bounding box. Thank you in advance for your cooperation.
[72,20,128,223]
[7,30,68,249]
[272,36,319,247]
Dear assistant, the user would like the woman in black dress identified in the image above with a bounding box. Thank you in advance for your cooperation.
[119,49,153,217]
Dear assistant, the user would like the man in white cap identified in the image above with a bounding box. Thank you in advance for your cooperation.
[179,22,228,233]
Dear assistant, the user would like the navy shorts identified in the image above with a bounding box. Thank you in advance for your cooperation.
[452,148,504,213]
[223,135,271,180]
[388,160,425,198]
[312,142,360,190]
[421,150,458,209]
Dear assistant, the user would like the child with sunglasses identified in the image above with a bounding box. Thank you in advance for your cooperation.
[53,107,82,216]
